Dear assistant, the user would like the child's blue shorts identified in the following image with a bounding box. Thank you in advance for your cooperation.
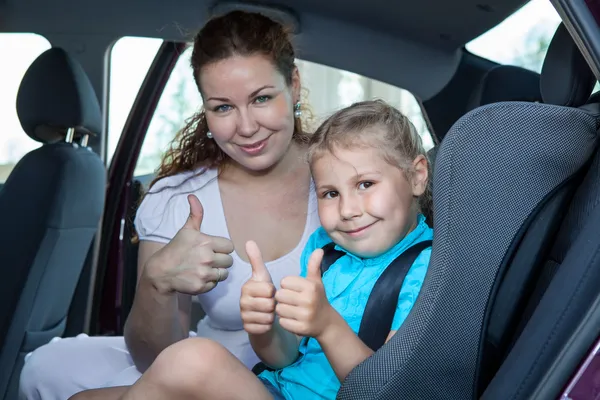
[259,377,286,400]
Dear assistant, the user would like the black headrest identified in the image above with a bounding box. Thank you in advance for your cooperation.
[540,23,596,107]
[467,65,542,112]
[588,89,600,104]
[16,47,102,144]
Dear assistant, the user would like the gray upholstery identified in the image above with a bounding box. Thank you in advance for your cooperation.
[0,47,106,400]
[429,65,542,170]
[481,123,600,399]
[338,24,599,400]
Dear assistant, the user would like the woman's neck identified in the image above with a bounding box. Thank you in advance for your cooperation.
[219,142,309,188]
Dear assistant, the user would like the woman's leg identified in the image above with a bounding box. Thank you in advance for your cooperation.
[68,386,130,400]
[121,337,274,400]
[19,335,142,400]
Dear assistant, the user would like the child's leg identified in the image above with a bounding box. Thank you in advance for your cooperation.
[121,337,275,400]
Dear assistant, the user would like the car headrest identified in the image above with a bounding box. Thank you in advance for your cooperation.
[540,23,596,107]
[467,65,542,112]
[16,47,102,144]
[588,90,600,104]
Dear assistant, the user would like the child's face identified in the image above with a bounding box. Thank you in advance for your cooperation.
[312,146,428,258]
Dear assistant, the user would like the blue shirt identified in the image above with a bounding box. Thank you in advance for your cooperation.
[260,214,433,399]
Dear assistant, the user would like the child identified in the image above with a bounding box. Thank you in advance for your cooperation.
[243,99,433,400]
[86,99,433,400]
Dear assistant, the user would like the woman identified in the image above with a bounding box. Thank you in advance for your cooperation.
[19,10,320,400]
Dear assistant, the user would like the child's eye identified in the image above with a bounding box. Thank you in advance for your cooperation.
[358,181,374,190]
[322,190,339,199]
[254,95,271,104]
[213,104,232,113]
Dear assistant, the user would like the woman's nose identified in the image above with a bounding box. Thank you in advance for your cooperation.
[237,108,259,138]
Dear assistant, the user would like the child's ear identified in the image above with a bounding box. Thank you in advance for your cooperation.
[411,155,428,197]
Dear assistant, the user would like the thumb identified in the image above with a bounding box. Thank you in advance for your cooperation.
[306,248,324,282]
[184,194,204,231]
[246,241,272,283]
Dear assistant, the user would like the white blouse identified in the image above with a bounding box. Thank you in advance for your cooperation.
[134,168,321,368]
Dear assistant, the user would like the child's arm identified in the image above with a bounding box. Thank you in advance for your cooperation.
[317,247,430,380]
[242,241,302,369]
[275,248,376,380]
[315,310,374,381]
[277,246,431,381]
[249,322,302,369]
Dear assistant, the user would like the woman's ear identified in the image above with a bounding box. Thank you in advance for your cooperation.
[411,155,429,197]
[291,66,301,103]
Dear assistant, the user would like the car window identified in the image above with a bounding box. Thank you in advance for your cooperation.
[466,0,562,73]
[107,38,434,178]
[0,33,51,183]
[466,0,599,93]
[107,36,162,164]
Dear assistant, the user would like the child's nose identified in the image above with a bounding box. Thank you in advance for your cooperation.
[339,195,362,220]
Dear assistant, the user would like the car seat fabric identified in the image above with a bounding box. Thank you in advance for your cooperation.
[337,24,598,400]
[481,118,600,399]
[428,64,542,178]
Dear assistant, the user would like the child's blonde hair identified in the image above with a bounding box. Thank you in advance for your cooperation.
[307,99,432,223]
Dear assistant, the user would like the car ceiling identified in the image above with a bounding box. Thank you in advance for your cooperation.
[0,0,532,101]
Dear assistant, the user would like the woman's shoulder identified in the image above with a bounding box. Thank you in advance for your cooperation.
[146,168,218,195]
[134,168,219,243]
[140,168,218,211]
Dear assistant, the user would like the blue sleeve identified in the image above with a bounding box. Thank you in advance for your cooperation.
[299,227,327,279]
[390,247,432,331]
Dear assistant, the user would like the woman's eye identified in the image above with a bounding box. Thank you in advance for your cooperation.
[213,104,232,113]
[358,181,374,190]
[254,95,271,104]
[323,191,339,199]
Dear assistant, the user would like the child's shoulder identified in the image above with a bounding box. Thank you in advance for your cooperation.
[306,226,333,250]
[299,227,333,277]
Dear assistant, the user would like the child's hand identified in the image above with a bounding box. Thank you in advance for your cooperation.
[240,241,276,335]
[275,249,335,339]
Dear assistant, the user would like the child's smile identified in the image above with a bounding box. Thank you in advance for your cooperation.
[342,220,379,237]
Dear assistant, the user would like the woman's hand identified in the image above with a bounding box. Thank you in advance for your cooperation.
[144,194,234,295]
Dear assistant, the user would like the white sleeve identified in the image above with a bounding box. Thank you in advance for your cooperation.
[134,175,191,244]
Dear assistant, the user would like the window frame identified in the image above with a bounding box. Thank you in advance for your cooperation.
[91,40,187,335]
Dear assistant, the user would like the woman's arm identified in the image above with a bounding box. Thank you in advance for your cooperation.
[123,241,192,373]
[125,194,234,372]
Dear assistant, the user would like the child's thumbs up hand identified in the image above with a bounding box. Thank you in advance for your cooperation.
[305,248,324,283]
[275,249,335,339]
[240,241,276,335]
[247,241,273,284]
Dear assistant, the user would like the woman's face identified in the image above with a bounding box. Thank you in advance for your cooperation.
[199,54,301,173]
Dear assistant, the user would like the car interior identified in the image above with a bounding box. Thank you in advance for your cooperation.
[2,0,600,399]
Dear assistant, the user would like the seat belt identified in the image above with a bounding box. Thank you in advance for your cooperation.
[319,242,345,274]
[320,240,433,352]
[251,239,432,375]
